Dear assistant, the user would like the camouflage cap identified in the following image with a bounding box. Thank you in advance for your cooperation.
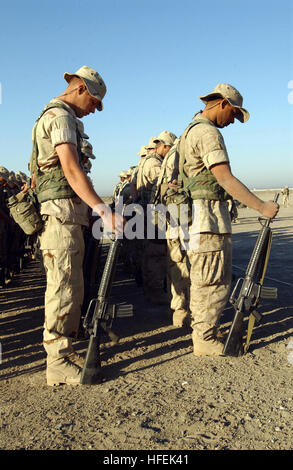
[9,171,16,182]
[145,136,158,150]
[20,171,28,181]
[154,130,177,147]
[199,83,249,123]
[137,145,147,157]
[83,160,92,173]
[81,140,96,159]
[0,166,9,181]
[15,171,27,181]
[64,65,106,112]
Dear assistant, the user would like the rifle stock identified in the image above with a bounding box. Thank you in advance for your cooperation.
[223,193,279,357]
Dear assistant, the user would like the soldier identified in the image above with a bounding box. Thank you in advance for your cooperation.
[30,65,121,386]
[130,145,148,201]
[152,139,191,326]
[137,131,177,304]
[113,171,127,200]
[282,186,289,207]
[178,83,279,356]
[126,145,148,286]
[80,140,96,175]
[5,172,24,279]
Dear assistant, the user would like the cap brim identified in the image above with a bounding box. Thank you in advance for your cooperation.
[154,138,174,146]
[233,106,249,123]
[64,72,103,111]
[199,92,223,103]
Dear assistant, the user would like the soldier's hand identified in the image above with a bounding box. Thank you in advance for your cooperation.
[112,212,126,238]
[260,201,279,219]
[21,182,29,193]
[93,203,126,238]
[168,179,178,190]
[31,173,36,189]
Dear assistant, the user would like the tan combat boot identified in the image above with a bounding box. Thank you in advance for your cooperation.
[44,337,82,386]
[192,328,224,356]
[46,356,82,386]
[172,310,191,327]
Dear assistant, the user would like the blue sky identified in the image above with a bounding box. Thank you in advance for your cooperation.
[0,0,292,195]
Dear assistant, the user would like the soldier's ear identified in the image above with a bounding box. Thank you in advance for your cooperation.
[78,84,87,95]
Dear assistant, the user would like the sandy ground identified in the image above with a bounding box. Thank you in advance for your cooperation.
[0,190,292,454]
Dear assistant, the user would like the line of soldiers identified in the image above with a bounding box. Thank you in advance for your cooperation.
[111,130,191,327]
[1,75,279,373]
[0,167,32,287]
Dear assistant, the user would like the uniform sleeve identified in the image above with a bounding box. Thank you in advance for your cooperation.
[43,112,77,148]
[145,157,162,184]
[198,129,229,169]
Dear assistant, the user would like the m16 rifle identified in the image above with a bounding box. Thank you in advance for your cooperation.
[80,232,133,385]
[223,193,279,357]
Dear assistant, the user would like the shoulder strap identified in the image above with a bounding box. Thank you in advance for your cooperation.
[178,119,213,187]
[30,102,81,177]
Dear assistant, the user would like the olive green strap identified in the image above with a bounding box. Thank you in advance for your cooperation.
[178,119,210,188]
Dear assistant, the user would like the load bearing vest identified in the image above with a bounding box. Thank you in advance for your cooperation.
[178,119,231,202]
[30,102,83,203]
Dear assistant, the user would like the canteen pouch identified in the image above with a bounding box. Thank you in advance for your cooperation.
[162,187,193,225]
[7,190,43,235]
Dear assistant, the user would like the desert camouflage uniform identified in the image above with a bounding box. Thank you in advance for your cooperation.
[34,98,89,358]
[126,148,147,286]
[179,116,232,341]
[6,175,25,275]
[136,151,167,299]
[282,186,289,207]
[154,145,190,324]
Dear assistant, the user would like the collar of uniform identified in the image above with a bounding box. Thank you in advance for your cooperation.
[147,151,163,162]
[194,115,215,127]
[49,98,77,119]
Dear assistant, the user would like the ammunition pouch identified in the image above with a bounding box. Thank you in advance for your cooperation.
[161,187,193,226]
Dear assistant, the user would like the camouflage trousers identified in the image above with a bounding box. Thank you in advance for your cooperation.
[39,216,85,354]
[166,236,190,314]
[142,239,167,293]
[186,233,232,338]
